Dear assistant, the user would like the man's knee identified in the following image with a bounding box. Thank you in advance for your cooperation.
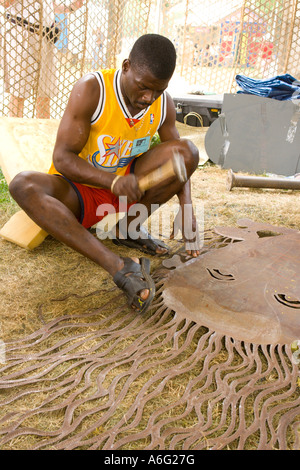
[178,139,199,174]
[9,171,39,203]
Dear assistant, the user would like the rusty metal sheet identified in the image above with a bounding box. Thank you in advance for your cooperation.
[163,219,300,345]
[0,220,299,450]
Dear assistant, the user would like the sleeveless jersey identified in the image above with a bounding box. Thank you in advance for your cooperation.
[49,69,167,185]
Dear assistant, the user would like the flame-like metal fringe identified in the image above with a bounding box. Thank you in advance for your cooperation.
[0,238,299,450]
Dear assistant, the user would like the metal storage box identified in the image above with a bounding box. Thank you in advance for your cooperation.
[172,93,224,127]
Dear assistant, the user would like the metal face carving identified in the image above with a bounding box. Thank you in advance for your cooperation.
[163,219,300,345]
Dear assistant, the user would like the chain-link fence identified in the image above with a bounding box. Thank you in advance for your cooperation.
[1,0,300,119]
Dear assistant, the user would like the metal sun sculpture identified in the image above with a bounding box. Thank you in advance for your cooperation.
[0,220,299,450]
[163,218,300,345]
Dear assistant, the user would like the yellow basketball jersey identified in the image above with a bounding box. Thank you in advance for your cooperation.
[49,69,167,184]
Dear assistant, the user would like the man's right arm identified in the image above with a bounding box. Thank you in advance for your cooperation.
[53,74,142,202]
[53,74,114,189]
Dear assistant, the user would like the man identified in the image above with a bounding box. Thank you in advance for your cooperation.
[9,34,199,313]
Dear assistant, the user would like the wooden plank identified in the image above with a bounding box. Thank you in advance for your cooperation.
[0,118,60,249]
[0,117,60,183]
[0,210,48,250]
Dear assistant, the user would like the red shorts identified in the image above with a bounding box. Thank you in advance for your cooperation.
[62,160,136,229]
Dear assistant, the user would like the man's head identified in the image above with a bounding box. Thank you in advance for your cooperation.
[121,34,176,113]
[129,34,176,80]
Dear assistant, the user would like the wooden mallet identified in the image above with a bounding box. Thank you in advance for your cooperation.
[138,150,187,192]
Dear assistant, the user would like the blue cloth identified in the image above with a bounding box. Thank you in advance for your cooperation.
[235,74,300,100]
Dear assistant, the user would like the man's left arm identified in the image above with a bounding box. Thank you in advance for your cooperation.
[158,93,200,257]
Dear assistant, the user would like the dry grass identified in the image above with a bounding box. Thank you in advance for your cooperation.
[0,163,299,450]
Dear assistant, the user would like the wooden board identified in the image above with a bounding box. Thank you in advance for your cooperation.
[0,117,60,249]
[0,210,49,250]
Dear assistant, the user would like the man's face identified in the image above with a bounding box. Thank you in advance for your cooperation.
[121,59,170,113]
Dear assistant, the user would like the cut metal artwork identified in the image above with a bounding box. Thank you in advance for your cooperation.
[163,218,300,345]
[0,220,299,450]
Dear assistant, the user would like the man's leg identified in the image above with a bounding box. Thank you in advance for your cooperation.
[9,171,151,310]
[123,138,199,249]
[9,171,132,277]
[134,138,198,204]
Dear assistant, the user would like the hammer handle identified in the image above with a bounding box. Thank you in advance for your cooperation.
[138,158,175,192]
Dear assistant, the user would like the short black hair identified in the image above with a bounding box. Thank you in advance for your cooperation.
[129,34,176,80]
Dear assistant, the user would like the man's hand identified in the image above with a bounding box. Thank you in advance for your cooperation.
[111,174,143,204]
[170,204,201,257]
[183,211,201,257]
